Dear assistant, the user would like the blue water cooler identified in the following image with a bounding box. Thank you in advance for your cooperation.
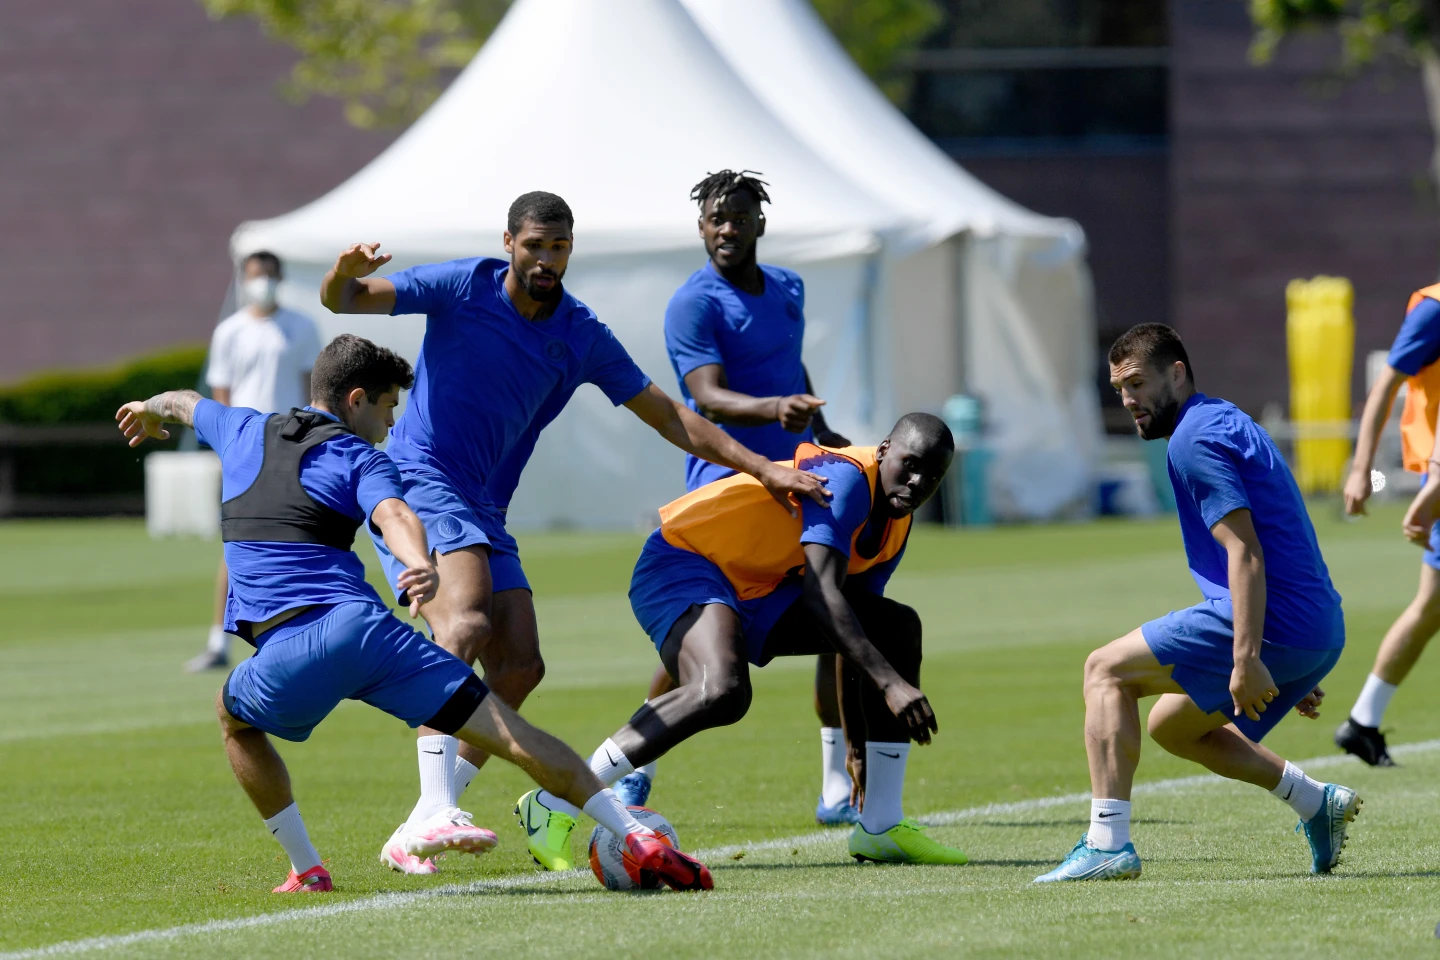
[941,394,992,526]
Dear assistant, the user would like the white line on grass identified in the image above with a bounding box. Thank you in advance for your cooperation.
[7,739,1436,959]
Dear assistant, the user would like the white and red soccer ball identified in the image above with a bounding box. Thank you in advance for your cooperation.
[588,806,681,891]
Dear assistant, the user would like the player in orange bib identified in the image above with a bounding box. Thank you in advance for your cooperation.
[1338,283,1440,765]
[514,413,971,866]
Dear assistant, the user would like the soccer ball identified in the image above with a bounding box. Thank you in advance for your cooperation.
[587,806,681,891]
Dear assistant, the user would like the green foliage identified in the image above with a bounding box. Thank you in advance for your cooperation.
[811,0,945,102]
[1249,0,1434,70]
[0,346,206,425]
[198,0,943,127]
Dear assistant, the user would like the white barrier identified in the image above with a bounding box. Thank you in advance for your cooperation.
[144,451,221,539]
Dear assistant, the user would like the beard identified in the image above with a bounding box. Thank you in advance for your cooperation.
[522,270,563,303]
[1136,388,1181,440]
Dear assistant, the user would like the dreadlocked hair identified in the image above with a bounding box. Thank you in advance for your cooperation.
[689,169,771,208]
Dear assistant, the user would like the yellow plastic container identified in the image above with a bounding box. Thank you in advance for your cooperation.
[1285,276,1354,494]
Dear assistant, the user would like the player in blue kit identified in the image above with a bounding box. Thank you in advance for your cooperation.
[1035,324,1360,883]
[114,334,712,893]
[615,170,858,823]
[320,192,830,873]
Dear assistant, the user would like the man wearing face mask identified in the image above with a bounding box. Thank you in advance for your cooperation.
[187,251,323,672]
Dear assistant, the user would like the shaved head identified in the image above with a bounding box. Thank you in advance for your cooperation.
[873,413,954,518]
[890,412,954,456]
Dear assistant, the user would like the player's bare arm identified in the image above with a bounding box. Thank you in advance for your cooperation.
[623,382,831,516]
[683,363,825,432]
[800,542,937,744]
[1344,364,1407,515]
[1211,508,1276,721]
[115,389,203,446]
[370,497,439,618]
[320,242,397,314]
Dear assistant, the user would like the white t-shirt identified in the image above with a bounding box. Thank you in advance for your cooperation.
[205,307,322,414]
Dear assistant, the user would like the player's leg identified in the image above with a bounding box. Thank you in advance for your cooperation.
[518,603,752,869]
[613,664,672,806]
[813,652,856,825]
[185,558,231,672]
[1338,559,1440,765]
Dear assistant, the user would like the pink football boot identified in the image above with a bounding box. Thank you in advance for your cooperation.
[403,808,500,859]
[273,864,333,893]
[380,824,439,875]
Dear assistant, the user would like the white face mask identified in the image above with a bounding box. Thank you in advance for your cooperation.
[243,275,279,309]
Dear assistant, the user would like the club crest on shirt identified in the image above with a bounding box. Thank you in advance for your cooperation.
[435,514,464,541]
[544,339,568,364]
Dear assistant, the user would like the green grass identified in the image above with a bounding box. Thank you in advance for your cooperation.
[4,505,1440,957]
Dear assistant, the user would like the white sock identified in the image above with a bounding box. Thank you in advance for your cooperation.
[589,738,635,785]
[535,789,583,819]
[859,741,909,834]
[819,727,851,807]
[454,756,480,800]
[264,802,322,873]
[1270,761,1325,820]
[407,735,457,825]
[1350,673,1397,728]
[206,624,228,655]
[637,761,657,781]
[1088,798,1131,850]
[583,788,652,838]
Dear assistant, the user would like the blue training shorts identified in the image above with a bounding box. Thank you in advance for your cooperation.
[222,601,487,742]
[370,461,530,598]
[628,530,799,666]
[1423,519,1440,571]
[1141,598,1344,742]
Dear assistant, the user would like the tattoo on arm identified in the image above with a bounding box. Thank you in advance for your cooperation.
[145,390,202,427]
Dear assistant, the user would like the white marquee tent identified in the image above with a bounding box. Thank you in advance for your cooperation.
[231,0,1100,528]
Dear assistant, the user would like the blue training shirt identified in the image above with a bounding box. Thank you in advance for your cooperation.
[1166,393,1344,650]
[741,455,904,643]
[193,399,403,634]
[665,262,812,490]
[1387,296,1440,376]
[385,258,651,511]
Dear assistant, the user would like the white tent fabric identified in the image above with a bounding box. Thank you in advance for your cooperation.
[232,0,1100,528]
[682,0,1102,518]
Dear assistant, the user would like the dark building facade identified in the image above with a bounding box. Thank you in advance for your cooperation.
[0,1,394,383]
[906,0,1440,420]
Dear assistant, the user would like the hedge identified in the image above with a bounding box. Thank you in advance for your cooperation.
[0,346,207,505]
[0,345,207,425]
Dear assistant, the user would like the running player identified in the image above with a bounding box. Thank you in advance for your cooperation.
[516,414,970,869]
[114,335,711,893]
[615,170,857,825]
[1035,323,1358,883]
[1335,283,1440,766]
[319,191,829,873]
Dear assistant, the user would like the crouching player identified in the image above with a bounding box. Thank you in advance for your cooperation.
[516,414,969,867]
[1035,323,1358,883]
[115,334,711,893]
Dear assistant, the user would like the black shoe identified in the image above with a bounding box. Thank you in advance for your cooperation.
[184,648,229,673]
[1334,719,1396,767]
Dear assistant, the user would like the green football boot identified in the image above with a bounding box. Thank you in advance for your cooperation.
[515,789,577,871]
[849,819,969,865]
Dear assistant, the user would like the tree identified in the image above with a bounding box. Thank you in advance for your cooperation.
[1249,0,1440,182]
[199,0,942,129]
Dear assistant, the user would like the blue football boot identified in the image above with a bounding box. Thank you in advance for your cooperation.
[815,795,861,826]
[613,771,652,808]
[1298,783,1361,874]
[1033,835,1142,883]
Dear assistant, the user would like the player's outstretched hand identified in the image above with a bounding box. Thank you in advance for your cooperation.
[1294,685,1325,719]
[777,394,824,433]
[115,401,169,447]
[1342,468,1371,517]
[846,743,866,811]
[884,680,938,745]
[759,463,830,518]
[334,241,392,279]
[1230,657,1278,722]
[397,562,439,618]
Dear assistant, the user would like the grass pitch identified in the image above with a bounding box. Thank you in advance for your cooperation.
[4,505,1440,958]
